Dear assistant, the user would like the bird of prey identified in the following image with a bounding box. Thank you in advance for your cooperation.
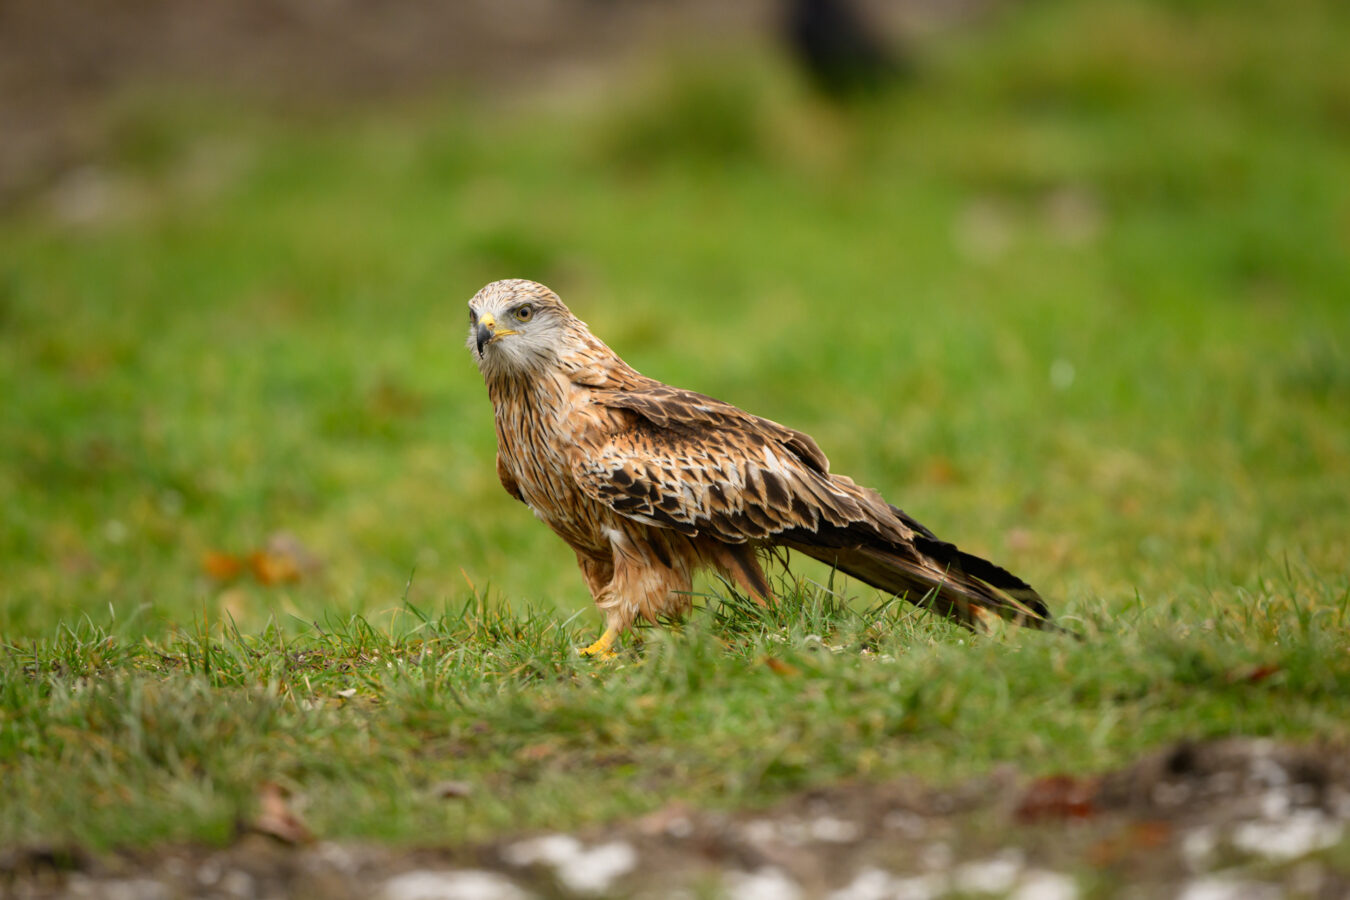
[468,279,1053,657]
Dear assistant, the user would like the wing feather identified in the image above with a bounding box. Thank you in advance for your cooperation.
[573,384,876,546]
[571,379,1057,631]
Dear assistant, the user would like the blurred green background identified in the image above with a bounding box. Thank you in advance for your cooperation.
[2,0,1348,639]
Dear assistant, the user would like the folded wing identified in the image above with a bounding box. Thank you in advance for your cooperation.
[572,382,1054,630]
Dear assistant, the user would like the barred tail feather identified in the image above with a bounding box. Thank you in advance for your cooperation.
[786,519,1060,632]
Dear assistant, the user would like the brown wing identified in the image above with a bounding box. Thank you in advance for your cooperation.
[572,381,1056,630]
[573,384,875,543]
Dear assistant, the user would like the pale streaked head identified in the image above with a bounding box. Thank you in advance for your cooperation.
[467,279,575,377]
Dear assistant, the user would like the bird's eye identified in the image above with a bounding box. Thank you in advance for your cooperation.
[469,308,478,325]
[515,305,534,322]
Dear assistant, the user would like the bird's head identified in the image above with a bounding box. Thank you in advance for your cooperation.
[467,279,573,377]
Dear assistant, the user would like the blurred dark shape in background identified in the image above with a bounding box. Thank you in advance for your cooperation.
[0,0,987,207]
[783,0,911,99]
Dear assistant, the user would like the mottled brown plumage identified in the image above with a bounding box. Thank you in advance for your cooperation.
[468,279,1054,655]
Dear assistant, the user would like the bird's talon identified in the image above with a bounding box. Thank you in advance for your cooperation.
[577,627,618,659]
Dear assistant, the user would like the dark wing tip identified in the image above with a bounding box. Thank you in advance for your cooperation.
[912,533,1055,624]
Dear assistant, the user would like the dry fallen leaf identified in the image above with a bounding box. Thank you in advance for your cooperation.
[430,780,473,800]
[248,550,301,585]
[1088,821,1173,865]
[205,532,322,587]
[1014,774,1099,823]
[763,657,801,678]
[202,551,244,581]
[250,781,314,845]
[1230,663,1281,684]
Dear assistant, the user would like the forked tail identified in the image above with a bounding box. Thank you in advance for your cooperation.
[786,504,1062,632]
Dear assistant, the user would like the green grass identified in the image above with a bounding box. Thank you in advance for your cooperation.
[4,575,1347,848]
[3,0,1350,850]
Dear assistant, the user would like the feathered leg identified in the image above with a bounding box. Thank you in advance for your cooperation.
[573,551,619,658]
[580,530,695,657]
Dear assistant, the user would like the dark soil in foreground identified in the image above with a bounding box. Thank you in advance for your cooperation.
[6,739,1348,899]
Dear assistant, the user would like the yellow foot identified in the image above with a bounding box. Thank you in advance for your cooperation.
[577,627,618,660]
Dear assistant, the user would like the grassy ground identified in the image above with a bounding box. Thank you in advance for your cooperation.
[2,0,1349,854]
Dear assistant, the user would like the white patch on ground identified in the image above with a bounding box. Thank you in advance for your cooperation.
[564,841,638,894]
[502,834,637,895]
[725,866,803,900]
[1182,826,1218,870]
[953,851,1024,894]
[503,833,581,867]
[1259,789,1291,819]
[1231,811,1343,861]
[809,815,861,843]
[309,841,362,875]
[219,868,256,898]
[828,868,942,900]
[918,842,952,871]
[1177,876,1281,900]
[891,874,947,900]
[882,810,925,836]
[742,819,778,846]
[827,867,893,900]
[380,870,529,900]
[1010,870,1079,900]
[831,859,1073,900]
[1247,746,1287,787]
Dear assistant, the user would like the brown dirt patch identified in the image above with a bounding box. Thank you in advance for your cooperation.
[6,738,1349,898]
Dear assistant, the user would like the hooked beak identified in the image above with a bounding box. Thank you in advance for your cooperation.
[474,313,518,356]
[475,317,493,356]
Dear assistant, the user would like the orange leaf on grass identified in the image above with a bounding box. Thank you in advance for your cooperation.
[252,531,322,585]
[1232,663,1281,684]
[248,550,301,585]
[202,551,245,581]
